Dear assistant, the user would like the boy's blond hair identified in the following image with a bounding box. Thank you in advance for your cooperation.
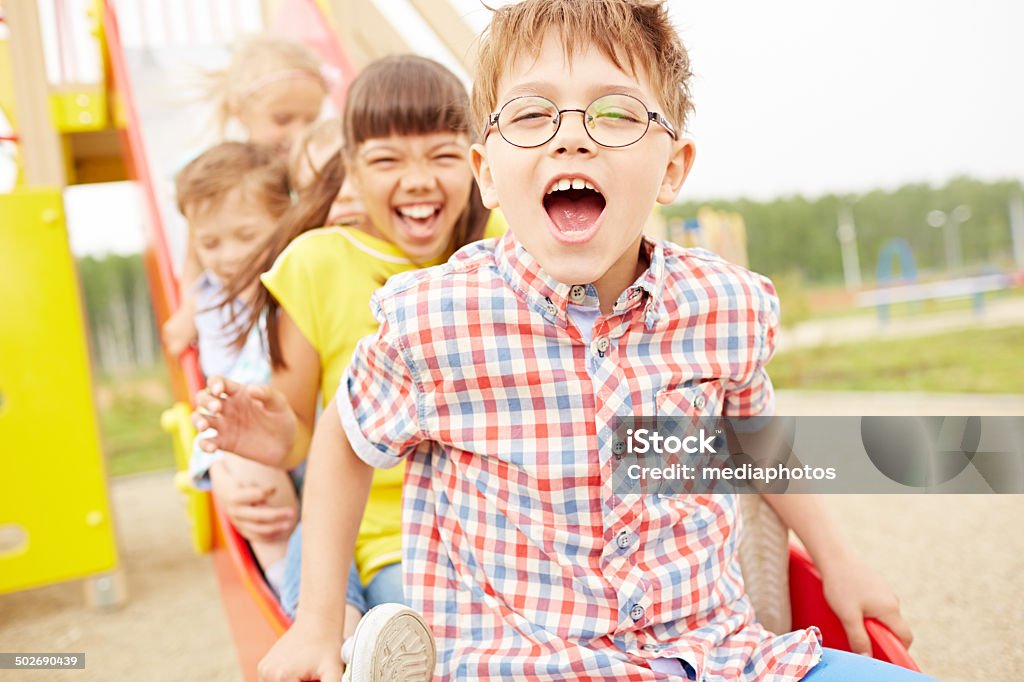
[472,0,693,135]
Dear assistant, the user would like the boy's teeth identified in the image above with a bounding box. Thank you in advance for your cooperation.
[547,177,600,194]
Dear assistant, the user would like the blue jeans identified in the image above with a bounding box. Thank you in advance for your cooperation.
[278,522,406,618]
[802,649,940,681]
[661,649,937,681]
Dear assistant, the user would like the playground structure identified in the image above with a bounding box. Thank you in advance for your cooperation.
[857,237,1023,322]
[665,206,750,267]
[1,1,920,679]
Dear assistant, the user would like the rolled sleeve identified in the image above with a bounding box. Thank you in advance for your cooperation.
[724,274,780,418]
[335,302,423,469]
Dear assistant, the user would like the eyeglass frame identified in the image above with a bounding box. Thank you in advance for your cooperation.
[485,93,679,149]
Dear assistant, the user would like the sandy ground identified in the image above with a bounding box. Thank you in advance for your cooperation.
[2,394,1022,681]
[0,472,240,682]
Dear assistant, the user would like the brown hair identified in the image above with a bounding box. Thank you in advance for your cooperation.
[176,141,291,222]
[472,0,693,134]
[228,55,489,368]
[344,55,489,259]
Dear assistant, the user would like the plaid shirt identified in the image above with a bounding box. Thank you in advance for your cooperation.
[339,232,822,681]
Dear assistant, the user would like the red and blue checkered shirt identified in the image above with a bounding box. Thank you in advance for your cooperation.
[338,232,822,680]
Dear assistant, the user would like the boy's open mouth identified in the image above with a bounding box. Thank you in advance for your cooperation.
[394,202,443,240]
[543,176,606,240]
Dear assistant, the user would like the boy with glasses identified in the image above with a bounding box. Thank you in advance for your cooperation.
[259,1,937,680]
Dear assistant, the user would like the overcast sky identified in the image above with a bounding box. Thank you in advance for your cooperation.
[665,0,1024,200]
[57,0,1024,255]
[448,0,1024,200]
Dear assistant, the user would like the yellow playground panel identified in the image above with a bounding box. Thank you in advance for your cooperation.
[0,188,121,605]
[162,401,212,554]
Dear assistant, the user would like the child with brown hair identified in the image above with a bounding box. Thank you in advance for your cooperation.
[178,142,300,594]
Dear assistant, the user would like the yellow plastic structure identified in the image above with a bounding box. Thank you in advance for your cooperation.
[161,402,213,554]
[47,1,109,133]
[49,86,108,133]
[0,188,119,594]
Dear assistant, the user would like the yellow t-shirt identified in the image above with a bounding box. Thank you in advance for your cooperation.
[260,214,506,583]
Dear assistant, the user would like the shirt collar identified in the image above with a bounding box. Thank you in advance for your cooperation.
[343,227,448,267]
[193,270,221,294]
[494,231,667,328]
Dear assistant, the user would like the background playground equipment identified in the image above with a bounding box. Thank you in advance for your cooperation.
[666,205,750,267]
[0,1,124,611]
[858,237,1023,322]
[2,1,920,679]
[0,187,122,609]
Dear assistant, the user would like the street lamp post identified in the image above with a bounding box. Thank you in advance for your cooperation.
[836,205,862,290]
[927,205,970,275]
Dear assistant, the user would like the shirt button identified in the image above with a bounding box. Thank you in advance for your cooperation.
[642,643,660,653]
[629,604,646,622]
[594,337,610,353]
[569,284,586,303]
[612,440,626,456]
[615,530,631,549]
[545,302,558,316]
[693,394,707,409]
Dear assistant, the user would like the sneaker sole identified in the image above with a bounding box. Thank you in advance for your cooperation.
[344,604,436,682]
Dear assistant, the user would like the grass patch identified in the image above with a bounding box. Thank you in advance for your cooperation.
[770,326,1024,393]
[96,366,176,477]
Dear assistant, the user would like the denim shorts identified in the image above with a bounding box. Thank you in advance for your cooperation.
[278,522,406,617]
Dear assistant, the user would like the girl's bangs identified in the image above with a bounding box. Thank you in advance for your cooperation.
[345,57,474,148]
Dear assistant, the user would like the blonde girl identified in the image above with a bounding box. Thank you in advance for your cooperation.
[163,35,328,357]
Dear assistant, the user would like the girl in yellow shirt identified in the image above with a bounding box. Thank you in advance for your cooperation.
[193,55,503,641]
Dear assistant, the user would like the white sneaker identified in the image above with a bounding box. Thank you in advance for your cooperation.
[341,603,436,682]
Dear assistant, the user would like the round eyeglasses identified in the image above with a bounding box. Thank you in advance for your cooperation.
[486,93,677,149]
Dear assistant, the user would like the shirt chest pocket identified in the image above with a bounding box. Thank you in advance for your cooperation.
[656,380,725,418]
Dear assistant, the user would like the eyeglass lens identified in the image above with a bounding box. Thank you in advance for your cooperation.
[497,94,653,148]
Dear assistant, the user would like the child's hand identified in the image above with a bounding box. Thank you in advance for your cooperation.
[208,461,297,542]
[258,616,344,682]
[162,307,198,356]
[193,376,296,468]
[820,554,914,657]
